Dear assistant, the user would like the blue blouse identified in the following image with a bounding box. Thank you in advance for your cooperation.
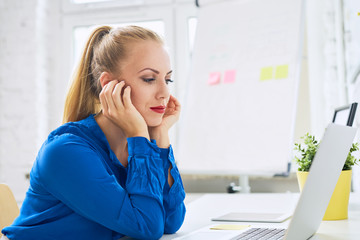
[2,115,186,240]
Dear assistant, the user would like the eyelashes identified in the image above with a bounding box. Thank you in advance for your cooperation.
[142,78,174,85]
[142,78,155,83]
[165,79,174,84]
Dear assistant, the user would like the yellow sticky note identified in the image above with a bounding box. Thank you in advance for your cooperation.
[358,12,360,16]
[260,67,273,81]
[210,224,251,230]
[275,65,289,79]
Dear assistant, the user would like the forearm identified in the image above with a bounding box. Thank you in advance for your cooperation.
[163,159,186,234]
[149,128,170,148]
[150,129,175,187]
[164,202,186,234]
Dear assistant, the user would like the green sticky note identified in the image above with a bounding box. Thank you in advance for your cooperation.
[260,67,273,81]
[275,65,289,79]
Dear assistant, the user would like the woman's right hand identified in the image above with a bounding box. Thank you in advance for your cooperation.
[99,80,149,139]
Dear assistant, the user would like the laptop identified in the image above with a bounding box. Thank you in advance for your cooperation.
[175,123,357,240]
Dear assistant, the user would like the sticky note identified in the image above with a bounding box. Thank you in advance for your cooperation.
[210,224,251,230]
[260,67,273,81]
[224,70,236,84]
[208,72,221,85]
[275,65,289,79]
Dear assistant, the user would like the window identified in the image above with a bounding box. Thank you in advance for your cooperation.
[188,17,198,55]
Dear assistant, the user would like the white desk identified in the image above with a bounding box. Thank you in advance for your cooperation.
[161,193,360,240]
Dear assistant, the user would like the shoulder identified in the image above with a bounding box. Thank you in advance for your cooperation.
[32,132,110,190]
[43,115,99,155]
[45,133,91,154]
[31,116,109,187]
[31,133,111,196]
[35,133,97,175]
[42,131,96,158]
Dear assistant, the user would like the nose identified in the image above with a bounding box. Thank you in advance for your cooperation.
[155,80,170,101]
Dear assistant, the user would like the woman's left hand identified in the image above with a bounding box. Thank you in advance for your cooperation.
[148,95,181,147]
[160,95,181,131]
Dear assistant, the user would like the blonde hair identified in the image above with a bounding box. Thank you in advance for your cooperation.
[62,25,164,123]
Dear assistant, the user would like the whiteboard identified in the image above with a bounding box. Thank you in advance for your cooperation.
[178,0,305,175]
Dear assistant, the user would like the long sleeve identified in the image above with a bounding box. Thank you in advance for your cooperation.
[160,146,186,234]
[35,135,166,240]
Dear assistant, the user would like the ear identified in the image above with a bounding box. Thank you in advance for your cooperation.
[99,72,114,88]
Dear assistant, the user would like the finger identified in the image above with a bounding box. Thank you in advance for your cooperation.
[163,96,174,116]
[99,83,110,113]
[170,95,180,106]
[123,86,133,108]
[103,80,118,111]
[169,95,181,111]
[112,81,126,110]
[166,95,174,108]
[172,96,181,111]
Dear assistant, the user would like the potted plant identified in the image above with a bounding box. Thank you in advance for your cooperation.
[294,133,359,220]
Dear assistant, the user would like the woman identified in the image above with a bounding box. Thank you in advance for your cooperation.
[1,25,186,240]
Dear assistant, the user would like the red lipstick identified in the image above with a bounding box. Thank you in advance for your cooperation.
[150,106,166,114]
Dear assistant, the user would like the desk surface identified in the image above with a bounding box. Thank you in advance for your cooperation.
[161,193,360,240]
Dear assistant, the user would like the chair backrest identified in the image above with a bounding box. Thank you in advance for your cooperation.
[0,184,20,233]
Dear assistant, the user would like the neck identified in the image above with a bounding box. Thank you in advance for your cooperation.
[94,112,128,167]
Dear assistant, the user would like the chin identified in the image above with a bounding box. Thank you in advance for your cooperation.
[145,118,163,127]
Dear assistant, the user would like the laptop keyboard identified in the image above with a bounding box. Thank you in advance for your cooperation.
[231,228,285,240]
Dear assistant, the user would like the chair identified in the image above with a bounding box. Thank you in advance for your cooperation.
[0,184,20,234]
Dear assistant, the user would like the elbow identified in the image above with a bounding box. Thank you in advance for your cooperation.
[147,223,164,240]
[164,205,186,234]
[164,217,184,234]
[134,217,164,240]
[132,226,164,240]
[164,224,181,235]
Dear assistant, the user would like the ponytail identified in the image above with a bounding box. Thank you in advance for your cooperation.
[62,26,111,123]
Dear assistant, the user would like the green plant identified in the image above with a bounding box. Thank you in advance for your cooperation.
[294,133,359,171]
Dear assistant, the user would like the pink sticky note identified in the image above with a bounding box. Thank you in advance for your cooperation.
[208,72,221,85]
[224,69,236,84]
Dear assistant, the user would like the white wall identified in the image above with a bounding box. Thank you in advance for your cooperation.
[0,0,38,202]
[0,0,63,203]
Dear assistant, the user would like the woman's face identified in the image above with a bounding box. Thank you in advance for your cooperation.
[118,40,172,127]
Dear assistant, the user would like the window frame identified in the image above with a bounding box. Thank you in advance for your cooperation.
[61,0,172,13]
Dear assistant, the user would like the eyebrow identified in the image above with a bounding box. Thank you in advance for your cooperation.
[138,68,172,75]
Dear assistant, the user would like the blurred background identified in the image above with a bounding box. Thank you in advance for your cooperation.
[0,0,360,205]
